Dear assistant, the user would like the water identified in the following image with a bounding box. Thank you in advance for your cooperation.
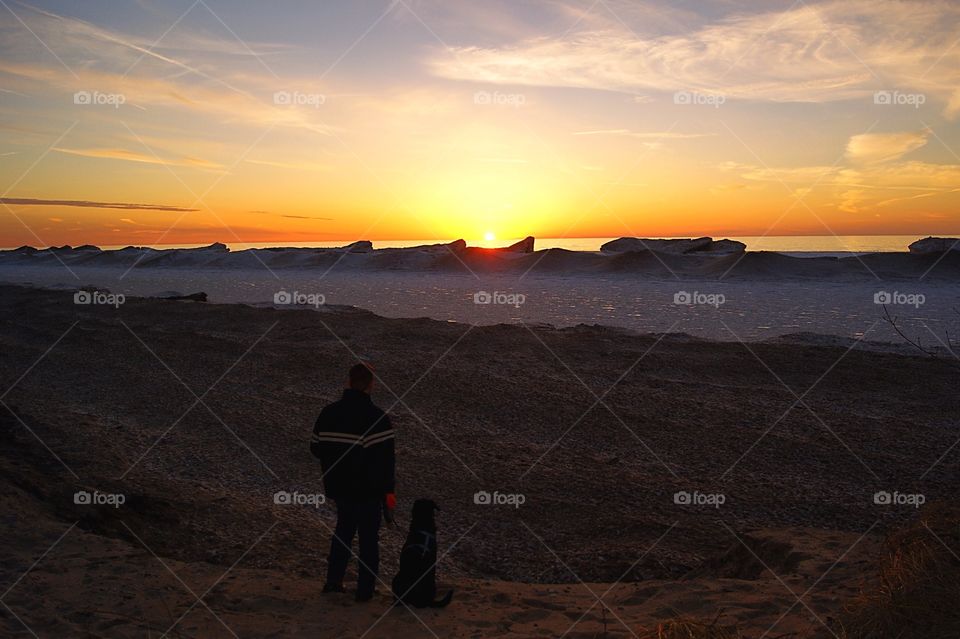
[4,266,956,344]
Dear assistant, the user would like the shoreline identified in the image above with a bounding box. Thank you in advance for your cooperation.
[1,233,951,254]
[3,236,960,279]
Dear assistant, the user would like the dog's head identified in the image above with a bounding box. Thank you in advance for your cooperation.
[410,498,439,531]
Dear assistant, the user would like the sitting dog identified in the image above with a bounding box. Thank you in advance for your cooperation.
[391,499,453,608]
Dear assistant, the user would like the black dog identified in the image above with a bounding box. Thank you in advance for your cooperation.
[391,499,453,608]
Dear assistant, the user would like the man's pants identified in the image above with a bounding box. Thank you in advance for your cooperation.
[326,499,382,595]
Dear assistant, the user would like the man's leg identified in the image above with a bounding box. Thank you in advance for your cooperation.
[325,500,358,590]
[355,500,382,600]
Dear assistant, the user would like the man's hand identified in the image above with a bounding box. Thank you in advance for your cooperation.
[383,492,397,524]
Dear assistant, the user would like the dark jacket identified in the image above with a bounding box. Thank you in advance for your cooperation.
[312,389,395,501]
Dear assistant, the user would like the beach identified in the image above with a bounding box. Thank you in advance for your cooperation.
[1,283,957,637]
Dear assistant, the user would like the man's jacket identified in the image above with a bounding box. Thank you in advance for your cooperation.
[312,389,395,501]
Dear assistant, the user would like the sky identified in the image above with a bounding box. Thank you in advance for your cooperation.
[1,0,960,247]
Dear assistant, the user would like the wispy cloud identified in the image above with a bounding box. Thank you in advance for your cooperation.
[52,146,226,170]
[0,2,340,138]
[721,143,960,213]
[845,130,930,164]
[0,197,197,212]
[428,0,960,110]
[249,210,332,221]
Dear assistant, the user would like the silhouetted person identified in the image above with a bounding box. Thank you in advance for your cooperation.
[312,363,396,602]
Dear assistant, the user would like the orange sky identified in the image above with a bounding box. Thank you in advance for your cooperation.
[2,0,960,247]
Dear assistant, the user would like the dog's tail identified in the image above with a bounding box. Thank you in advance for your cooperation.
[430,590,453,608]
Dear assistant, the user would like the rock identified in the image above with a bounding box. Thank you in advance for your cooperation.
[406,239,467,252]
[601,237,745,255]
[158,292,208,302]
[908,237,960,254]
[198,242,229,252]
[601,237,711,254]
[500,236,535,253]
[705,239,747,255]
[340,240,373,253]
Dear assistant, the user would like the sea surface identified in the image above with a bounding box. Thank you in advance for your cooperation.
[3,267,956,345]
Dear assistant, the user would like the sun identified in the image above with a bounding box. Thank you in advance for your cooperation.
[483,231,496,242]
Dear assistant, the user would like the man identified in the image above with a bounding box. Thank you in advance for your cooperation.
[312,363,396,602]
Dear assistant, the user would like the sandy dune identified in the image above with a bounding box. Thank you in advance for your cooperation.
[1,284,956,637]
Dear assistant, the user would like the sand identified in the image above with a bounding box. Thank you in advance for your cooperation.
[1,284,957,638]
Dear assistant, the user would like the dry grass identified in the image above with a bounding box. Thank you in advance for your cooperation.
[836,502,960,638]
[637,612,745,638]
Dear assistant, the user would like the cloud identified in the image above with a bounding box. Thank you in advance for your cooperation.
[845,130,930,164]
[718,161,841,184]
[249,210,332,220]
[721,155,960,213]
[10,2,287,96]
[0,197,197,212]
[945,88,960,120]
[0,3,341,138]
[838,189,867,213]
[427,0,960,106]
[52,147,226,170]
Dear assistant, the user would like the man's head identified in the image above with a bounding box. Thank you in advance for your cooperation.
[348,363,374,393]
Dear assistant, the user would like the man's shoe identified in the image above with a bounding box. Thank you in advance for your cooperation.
[355,590,375,602]
[323,583,346,594]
